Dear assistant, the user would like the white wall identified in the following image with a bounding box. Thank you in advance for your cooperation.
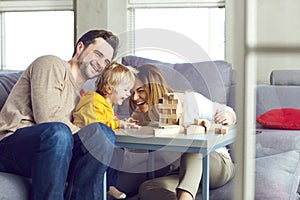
[256,0,300,84]
[75,0,126,42]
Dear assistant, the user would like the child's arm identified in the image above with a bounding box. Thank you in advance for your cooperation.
[119,119,141,129]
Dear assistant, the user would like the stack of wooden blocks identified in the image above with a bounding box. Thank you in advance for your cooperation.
[153,92,229,136]
[153,93,184,136]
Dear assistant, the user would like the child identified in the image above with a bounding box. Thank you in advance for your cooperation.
[73,62,139,199]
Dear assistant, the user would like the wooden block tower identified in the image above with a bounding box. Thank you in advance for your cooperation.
[158,93,183,127]
[153,93,184,135]
[153,92,229,136]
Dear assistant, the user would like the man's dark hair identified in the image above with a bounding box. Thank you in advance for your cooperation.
[72,30,119,59]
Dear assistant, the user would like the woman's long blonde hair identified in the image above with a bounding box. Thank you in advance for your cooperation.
[129,64,173,119]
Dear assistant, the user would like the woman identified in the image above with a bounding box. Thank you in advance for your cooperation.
[129,64,236,200]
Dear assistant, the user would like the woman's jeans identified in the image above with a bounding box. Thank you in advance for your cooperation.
[0,122,116,200]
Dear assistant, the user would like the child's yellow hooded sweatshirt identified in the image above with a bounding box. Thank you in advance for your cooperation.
[73,91,120,130]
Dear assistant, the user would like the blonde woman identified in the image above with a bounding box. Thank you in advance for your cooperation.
[129,64,236,200]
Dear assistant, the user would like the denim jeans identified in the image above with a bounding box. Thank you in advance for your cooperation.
[0,122,116,200]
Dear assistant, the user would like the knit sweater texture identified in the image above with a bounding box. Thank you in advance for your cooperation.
[0,55,80,140]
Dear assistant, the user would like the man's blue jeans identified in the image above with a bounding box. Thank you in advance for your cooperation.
[0,122,116,200]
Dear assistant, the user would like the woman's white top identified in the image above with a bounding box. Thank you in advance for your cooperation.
[179,91,236,159]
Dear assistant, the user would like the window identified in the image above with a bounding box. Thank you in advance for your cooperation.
[0,0,74,71]
[127,1,225,63]
[0,11,74,70]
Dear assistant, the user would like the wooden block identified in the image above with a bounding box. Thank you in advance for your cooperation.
[214,125,229,135]
[159,114,178,119]
[194,118,202,125]
[154,125,184,136]
[159,125,182,129]
[158,98,163,104]
[161,109,168,114]
[166,118,178,125]
[209,123,223,131]
[214,127,222,134]
[185,125,205,135]
[159,118,168,125]
[220,126,229,134]
[193,118,211,133]
[158,104,178,109]
[172,99,178,104]
[163,93,170,100]
[158,119,178,127]
[167,93,174,100]
[159,108,179,115]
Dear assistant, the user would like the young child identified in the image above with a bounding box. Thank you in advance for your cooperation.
[73,62,139,199]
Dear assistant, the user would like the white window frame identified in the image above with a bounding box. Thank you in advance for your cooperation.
[0,0,73,12]
[128,0,225,8]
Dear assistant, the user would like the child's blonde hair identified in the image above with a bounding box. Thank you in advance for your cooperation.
[96,62,138,96]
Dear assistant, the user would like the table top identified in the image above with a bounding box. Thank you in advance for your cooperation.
[114,125,236,153]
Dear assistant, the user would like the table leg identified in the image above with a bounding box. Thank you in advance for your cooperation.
[103,171,107,200]
[202,154,209,200]
[147,150,155,179]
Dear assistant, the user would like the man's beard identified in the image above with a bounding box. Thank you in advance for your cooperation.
[80,62,99,80]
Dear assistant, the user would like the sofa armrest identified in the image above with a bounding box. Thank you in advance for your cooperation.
[0,71,23,110]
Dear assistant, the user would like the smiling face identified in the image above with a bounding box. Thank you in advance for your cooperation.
[78,38,114,79]
[110,80,133,106]
[130,78,149,113]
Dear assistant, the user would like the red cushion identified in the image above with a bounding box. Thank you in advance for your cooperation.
[256,108,300,130]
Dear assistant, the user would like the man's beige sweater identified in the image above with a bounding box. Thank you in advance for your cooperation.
[0,55,80,141]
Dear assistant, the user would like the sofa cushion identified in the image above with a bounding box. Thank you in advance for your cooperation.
[256,108,300,130]
[0,172,31,200]
[255,150,300,200]
[256,129,300,153]
[197,150,300,200]
[0,71,23,111]
[174,61,232,105]
[256,85,300,128]
[195,179,234,200]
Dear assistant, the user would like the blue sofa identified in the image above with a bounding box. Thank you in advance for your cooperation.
[0,57,299,199]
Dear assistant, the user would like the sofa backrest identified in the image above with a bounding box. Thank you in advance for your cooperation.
[270,70,300,86]
[1,57,237,120]
[0,71,23,111]
[256,70,300,127]
[117,55,236,118]
[256,85,300,117]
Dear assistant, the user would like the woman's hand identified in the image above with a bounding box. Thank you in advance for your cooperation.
[214,109,234,125]
[120,119,141,129]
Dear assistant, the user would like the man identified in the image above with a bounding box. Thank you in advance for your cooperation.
[0,30,119,200]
